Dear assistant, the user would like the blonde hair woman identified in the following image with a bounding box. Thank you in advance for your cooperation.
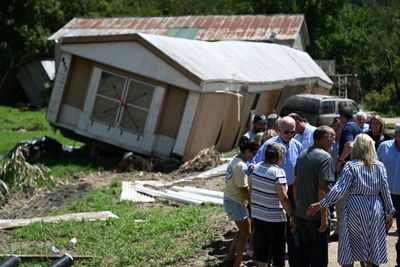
[307,134,395,267]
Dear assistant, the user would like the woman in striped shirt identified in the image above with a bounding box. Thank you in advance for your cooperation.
[307,134,395,267]
[250,143,296,267]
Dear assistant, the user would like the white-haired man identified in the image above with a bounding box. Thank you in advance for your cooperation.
[355,111,369,132]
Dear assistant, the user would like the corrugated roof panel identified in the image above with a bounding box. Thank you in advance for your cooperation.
[49,15,306,44]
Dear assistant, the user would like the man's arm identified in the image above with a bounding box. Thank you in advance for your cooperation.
[293,175,299,201]
[317,180,329,232]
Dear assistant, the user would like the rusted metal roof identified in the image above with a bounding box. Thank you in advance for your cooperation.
[49,15,308,44]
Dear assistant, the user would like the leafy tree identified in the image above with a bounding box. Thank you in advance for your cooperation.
[0,0,64,75]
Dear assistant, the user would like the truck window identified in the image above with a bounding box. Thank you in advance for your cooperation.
[321,101,335,114]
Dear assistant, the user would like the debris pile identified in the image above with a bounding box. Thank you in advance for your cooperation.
[116,152,153,172]
[175,146,223,174]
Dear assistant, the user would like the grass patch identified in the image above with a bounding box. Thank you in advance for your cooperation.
[2,178,224,266]
[0,106,81,155]
[0,106,101,179]
[0,106,226,266]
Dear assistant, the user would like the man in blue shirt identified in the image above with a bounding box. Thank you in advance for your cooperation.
[252,116,303,186]
[338,107,361,160]
[252,116,303,266]
[377,122,400,267]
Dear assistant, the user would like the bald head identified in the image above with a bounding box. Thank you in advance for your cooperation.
[278,116,296,143]
[278,116,296,129]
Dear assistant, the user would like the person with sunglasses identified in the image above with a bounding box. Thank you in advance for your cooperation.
[252,116,303,266]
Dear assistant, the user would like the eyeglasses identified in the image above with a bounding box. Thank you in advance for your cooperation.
[283,130,296,135]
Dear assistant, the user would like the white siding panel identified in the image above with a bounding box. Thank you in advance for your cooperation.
[61,42,200,91]
[142,86,165,153]
[84,120,145,153]
[47,53,72,122]
[153,135,175,157]
[59,104,81,127]
[172,91,199,156]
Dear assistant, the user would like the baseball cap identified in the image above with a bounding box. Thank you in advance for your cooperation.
[395,123,400,132]
[253,114,267,123]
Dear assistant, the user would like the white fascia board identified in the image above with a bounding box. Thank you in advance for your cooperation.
[200,77,333,93]
[165,190,223,205]
[171,186,223,199]
[136,186,203,205]
[60,42,201,92]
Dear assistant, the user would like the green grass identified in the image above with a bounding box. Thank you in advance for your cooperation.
[0,106,104,179]
[0,105,226,267]
[0,106,81,155]
[2,178,223,267]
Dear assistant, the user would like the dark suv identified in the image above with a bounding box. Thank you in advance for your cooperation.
[279,94,360,126]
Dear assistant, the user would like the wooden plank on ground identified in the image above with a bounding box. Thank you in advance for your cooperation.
[0,211,118,230]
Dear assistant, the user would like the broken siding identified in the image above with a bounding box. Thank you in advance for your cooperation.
[63,56,92,109]
[47,53,72,123]
[215,93,243,152]
[256,90,281,115]
[172,91,200,157]
[183,92,241,160]
[156,86,188,138]
[17,60,47,107]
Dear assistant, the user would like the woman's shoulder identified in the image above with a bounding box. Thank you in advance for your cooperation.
[373,161,385,168]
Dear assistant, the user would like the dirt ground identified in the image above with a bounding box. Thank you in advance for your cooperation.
[0,163,399,266]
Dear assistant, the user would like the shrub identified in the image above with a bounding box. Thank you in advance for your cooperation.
[0,147,53,200]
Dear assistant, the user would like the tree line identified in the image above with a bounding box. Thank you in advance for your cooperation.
[1,0,399,109]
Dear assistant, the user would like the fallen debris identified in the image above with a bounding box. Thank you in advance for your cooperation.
[175,146,223,173]
[136,185,204,205]
[171,186,224,199]
[0,211,118,230]
[116,152,153,172]
[133,182,223,205]
[120,181,155,202]
[0,136,85,160]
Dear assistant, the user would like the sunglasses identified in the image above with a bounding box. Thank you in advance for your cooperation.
[283,130,296,135]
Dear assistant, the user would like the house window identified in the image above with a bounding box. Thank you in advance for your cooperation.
[91,71,155,134]
[119,80,154,133]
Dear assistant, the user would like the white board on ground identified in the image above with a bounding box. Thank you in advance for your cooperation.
[171,186,223,199]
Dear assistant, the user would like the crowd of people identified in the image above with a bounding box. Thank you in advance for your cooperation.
[223,109,400,267]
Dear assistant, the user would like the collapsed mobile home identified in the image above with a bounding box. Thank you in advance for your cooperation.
[46,31,332,161]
